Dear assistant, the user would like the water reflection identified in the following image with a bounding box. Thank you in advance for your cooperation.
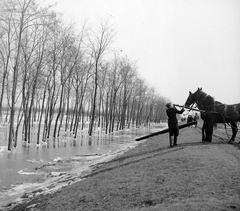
[0,125,164,151]
[0,124,166,190]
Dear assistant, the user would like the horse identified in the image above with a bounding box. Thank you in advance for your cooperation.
[184,88,240,143]
[185,89,223,141]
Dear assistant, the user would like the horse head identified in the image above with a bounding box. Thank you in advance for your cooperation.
[185,87,203,107]
[185,88,215,112]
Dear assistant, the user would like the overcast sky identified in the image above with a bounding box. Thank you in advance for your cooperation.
[41,0,240,105]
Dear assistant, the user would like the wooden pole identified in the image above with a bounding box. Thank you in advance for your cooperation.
[135,121,197,141]
[174,104,205,113]
[174,104,218,114]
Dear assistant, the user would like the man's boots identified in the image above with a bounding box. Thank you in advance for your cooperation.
[173,136,177,146]
[169,136,173,147]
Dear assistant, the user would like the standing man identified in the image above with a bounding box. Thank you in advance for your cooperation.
[166,103,185,147]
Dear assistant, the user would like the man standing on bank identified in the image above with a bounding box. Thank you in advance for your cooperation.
[166,103,185,147]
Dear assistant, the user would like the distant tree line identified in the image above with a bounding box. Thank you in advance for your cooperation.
[0,0,168,151]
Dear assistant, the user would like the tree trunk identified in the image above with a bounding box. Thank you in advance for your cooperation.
[53,85,64,138]
[88,62,98,136]
[37,86,47,144]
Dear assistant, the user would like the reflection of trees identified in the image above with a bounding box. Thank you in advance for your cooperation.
[0,0,168,151]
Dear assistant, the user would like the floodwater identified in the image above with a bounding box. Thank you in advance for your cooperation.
[0,123,166,192]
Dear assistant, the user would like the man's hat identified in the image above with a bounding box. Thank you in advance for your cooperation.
[166,103,171,108]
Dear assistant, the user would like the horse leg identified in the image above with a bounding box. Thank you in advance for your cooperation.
[228,122,238,143]
[206,121,213,142]
[202,120,206,141]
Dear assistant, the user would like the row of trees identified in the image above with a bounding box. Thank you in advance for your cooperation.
[0,0,168,151]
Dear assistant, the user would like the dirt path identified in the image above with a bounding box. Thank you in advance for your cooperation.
[5,126,240,211]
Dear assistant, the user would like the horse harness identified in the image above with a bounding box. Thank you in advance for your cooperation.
[193,91,234,139]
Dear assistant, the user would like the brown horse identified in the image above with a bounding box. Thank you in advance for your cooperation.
[185,88,240,143]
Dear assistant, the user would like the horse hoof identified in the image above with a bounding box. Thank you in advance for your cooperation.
[228,140,234,144]
[202,139,210,143]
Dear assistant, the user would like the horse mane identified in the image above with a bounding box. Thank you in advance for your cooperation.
[205,94,214,103]
[199,91,215,111]
[207,96,215,111]
[193,88,223,112]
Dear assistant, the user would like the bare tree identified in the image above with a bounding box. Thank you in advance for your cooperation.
[52,25,83,138]
[107,54,129,133]
[0,2,16,120]
[119,59,136,130]
[0,0,169,151]
[87,18,115,136]
[72,59,93,138]
[2,0,52,150]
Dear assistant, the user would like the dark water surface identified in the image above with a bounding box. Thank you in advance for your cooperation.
[0,124,166,191]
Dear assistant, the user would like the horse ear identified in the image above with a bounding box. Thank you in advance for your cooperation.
[189,91,192,95]
[200,87,202,90]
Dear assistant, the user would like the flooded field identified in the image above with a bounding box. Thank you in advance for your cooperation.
[0,123,166,192]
